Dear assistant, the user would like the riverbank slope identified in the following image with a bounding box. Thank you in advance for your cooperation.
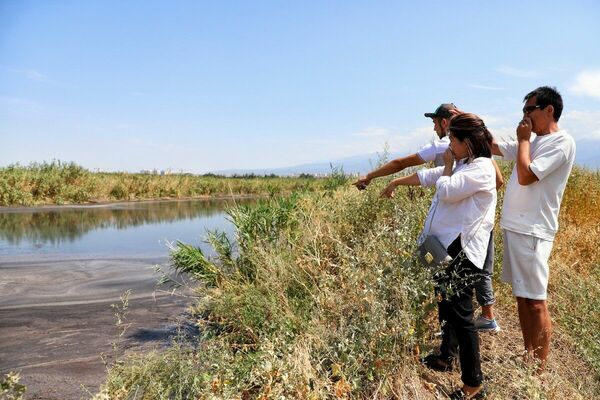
[95,164,600,398]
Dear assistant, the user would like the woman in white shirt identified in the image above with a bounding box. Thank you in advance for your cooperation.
[381,113,496,400]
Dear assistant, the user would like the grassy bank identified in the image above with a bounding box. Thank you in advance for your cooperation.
[94,163,599,399]
[0,161,325,206]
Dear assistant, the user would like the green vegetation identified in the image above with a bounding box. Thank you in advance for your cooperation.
[547,166,600,374]
[0,161,325,206]
[0,372,26,400]
[94,162,599,398]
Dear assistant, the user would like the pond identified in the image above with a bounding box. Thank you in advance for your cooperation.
[0,198,253,399]
[0,198,252,260]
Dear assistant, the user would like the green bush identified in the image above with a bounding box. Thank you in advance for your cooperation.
[0,161,327,206]
[96,162,600,398]
[100,179,437,398]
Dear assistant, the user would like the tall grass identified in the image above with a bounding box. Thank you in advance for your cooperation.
[547,166,600,374]
[0,161,324,206]
[99,172,437,398]
[97,162,600,399]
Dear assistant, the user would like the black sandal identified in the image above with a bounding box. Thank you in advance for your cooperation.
[449,386,487,399]
[422,354,453,372]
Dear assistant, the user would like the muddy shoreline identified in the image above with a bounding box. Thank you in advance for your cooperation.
[0,257,193,399]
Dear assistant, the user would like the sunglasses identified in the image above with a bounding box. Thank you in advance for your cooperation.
[522,105,543,114]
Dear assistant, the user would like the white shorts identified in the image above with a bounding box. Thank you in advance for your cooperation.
[501,230,554,300]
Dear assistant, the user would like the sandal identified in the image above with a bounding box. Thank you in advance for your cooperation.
[422,354,453,372]
[449,386,487,399]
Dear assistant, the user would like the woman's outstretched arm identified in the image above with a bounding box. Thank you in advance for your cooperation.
[380,173,421,198]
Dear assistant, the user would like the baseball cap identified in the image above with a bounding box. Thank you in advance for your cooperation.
[424,103,457,119]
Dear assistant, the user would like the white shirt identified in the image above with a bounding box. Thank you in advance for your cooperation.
[498,130,576,240]
[417,136,450,167]
[417,157,497,269]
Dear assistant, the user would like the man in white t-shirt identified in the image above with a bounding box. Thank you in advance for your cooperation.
[493,86,576,370]
[353,103,458,184]
[354,104,503,332]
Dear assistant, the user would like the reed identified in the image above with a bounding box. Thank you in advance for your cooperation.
[0,160,325,206]
[96,162,600,399]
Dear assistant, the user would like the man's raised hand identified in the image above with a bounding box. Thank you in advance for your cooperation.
[517,117,533,142]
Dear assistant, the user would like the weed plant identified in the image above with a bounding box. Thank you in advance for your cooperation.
[0,372,26,400]
[97,162,600,399]
[99,170,439,398]
[0,161,324,206]
[546,166,600,375]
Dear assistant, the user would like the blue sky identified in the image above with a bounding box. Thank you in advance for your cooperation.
[1,1,600,173]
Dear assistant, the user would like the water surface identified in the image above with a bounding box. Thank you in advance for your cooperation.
[0,199,252,261]
[0,198,256,398]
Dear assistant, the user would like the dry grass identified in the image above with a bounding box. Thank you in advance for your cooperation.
[95,162,600,399]
[0,160,324,206]
[417,299,599,399]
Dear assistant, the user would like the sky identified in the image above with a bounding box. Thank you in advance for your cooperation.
[1,1,600,173]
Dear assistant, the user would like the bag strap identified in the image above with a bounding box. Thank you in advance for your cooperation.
[424,163,493,265]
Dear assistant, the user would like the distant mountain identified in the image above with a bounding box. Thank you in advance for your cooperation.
[212,139,598,176]
[213,151,405,176]
[575,139,600,169]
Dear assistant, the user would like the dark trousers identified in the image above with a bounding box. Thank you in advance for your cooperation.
[436,236,483,387]
[474,229,495,307]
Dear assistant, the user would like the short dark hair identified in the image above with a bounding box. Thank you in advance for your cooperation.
[524,86,563,121]
[448,113,492,161]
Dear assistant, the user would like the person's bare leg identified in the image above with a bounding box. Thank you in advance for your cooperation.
[516,297,534,361]
[525,298,552,372]
[481,304,494,320]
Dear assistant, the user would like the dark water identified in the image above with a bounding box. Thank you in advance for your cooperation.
[0,199,255,397]
[0,199,253,261]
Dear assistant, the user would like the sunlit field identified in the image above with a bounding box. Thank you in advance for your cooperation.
[84,161,600,399]
[0,161,325,206]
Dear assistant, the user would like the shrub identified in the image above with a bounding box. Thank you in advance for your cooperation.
[97,162,600,398]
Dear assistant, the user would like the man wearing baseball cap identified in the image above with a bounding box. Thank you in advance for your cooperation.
[355,102,503,201]
[424,103,457,118]
[421,103,460,166]
[353,102,458,184]
[354,103,503,371]
[355,104,458,179]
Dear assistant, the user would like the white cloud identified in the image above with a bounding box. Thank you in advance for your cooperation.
[478,114,512,126]
[342,125,436,157]
[474,113,516,142]
[488,125,516,142]
[495,65,540,78]
[129,138,186,152]
[0,65,70,87]
[0,96,37,106]
[295,125,435,164]
[0,65,42,80]
[482,109,600,141]
[561,110,600,140]
[469,84,506,91]
[299,124,423,159]
[569,70,600,99]
[389,125,437,148]
[304,138,334,145]
[289,110,600,169]
[0,96,43,114]
[352,126,390,137]
[24,69,45,81]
